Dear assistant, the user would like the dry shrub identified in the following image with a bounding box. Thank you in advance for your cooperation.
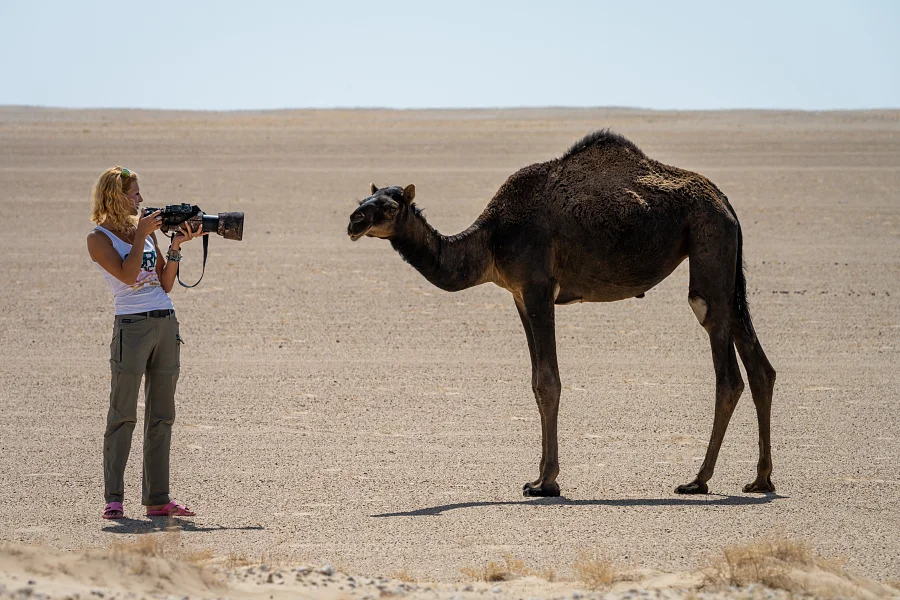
[572,550,615,590]
[111,532,214,566]
[460,558,513,582]
[184,548,216,565]
[107,533,221,588]
[110,533,174,558]
[705,538,819,591]
[460,552,551,582]
[225,551,253,569]
[390,568,416,583]
[112,533,272,572]
[700,537,900,599]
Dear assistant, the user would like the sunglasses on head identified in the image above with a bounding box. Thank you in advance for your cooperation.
[120,168,133,178]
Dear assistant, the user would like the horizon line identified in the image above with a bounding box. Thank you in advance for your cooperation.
[2,104,898,114]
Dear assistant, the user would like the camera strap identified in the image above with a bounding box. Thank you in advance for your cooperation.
[175,234,209,288]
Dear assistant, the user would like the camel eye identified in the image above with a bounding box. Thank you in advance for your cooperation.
[385,205,398,216]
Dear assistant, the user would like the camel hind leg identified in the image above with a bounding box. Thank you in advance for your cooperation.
[733,310,777,493]
[676,219,745,495]
[675,301,745,494]
[729,206,777,493]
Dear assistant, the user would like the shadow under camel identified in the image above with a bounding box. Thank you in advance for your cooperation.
[371,493,785,518]
[102,517,265,534]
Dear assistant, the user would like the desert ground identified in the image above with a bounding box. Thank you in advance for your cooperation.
[0,107,898,598]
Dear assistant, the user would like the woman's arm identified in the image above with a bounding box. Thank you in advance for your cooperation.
[87,211,162,285]
[153,232,171,292]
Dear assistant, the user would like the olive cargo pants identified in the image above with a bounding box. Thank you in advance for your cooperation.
[103,312,181,506]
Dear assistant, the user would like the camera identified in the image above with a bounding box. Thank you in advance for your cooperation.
[144,204,244,241]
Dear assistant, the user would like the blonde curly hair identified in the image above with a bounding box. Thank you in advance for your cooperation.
[90,166,139,231]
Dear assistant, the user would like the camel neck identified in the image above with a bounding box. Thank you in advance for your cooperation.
[390,206,495,292]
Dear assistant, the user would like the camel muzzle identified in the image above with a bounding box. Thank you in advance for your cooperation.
[347,219,371,242]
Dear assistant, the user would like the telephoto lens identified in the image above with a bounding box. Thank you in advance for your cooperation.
[200,212,244,241]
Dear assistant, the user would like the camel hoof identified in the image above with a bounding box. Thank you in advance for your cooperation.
[743,478,776,493]
[675,480,708,495]
[522,481,560,497]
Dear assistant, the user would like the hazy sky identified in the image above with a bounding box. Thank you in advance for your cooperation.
[1,0,898,110]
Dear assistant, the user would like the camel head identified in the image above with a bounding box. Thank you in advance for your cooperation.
[347,183,416,241]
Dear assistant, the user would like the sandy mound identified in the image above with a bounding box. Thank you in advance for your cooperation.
[1,538,896,600]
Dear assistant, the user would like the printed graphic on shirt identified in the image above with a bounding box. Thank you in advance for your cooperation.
[125,249,161,293]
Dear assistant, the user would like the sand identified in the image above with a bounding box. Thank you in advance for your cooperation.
[0,107,898,597]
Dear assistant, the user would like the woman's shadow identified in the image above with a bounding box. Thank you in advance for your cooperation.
[102,516,264,534]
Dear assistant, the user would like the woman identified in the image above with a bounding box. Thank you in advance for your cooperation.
[87,165,205,519]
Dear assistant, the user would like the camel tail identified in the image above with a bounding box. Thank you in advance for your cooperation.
[733,215,756,340]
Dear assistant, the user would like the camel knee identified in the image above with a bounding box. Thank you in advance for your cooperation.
[532,370,561,402]
[718,375,744,408]
[763,364,776,389]
[748,362,776,402]
[732,377,745,402]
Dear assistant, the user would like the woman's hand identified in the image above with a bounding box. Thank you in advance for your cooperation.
[170,221,208,251]
[136,210,163,238]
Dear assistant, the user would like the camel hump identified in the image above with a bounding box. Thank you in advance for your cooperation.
[561,129,647,161]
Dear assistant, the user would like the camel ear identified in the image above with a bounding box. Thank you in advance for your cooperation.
[370,183,379,195]
[402,184,416,205]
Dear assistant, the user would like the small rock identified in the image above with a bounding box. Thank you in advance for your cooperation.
[464,585,474,592]
[320,565,335,577]
[492,586,502,594]
[573,593,583,600]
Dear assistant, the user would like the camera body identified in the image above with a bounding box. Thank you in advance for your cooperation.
[144,204,243,241]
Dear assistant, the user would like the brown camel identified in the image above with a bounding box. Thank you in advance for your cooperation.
[347,130,776,497]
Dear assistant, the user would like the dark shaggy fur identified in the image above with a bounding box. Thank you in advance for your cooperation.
[560,128,647,161]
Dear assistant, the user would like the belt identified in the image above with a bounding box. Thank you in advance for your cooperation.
[120,309,175,318]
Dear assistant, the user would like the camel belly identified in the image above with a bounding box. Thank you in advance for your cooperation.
[554,254,687,303]
[549,219,689,303]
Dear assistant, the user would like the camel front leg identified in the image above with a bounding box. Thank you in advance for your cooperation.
[516,288,561,497]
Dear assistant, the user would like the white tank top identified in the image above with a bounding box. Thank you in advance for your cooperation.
[92,227,175,315]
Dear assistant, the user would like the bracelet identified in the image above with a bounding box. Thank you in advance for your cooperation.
[166,247,183,262]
